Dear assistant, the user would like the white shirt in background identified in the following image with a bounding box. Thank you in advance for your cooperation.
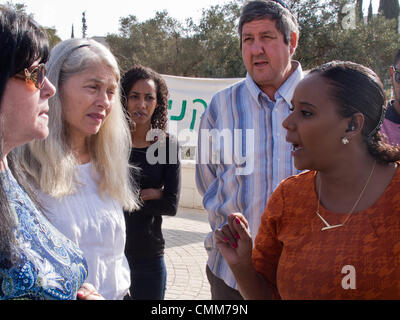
[37,162,130,300]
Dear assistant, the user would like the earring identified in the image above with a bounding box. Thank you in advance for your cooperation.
[342,137,350,145]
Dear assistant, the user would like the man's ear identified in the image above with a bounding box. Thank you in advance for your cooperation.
[289,32,298,56]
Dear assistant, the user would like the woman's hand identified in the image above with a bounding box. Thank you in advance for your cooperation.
[140,188,163,201]
[215,213,253,269]
[77,283,104,300]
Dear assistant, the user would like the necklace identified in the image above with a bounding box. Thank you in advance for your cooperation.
[316,161,377,231]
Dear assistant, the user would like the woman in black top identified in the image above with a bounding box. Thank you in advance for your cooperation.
[121,65,181,300]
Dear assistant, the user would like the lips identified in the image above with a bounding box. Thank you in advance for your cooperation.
[292,143,304,152]
[254,61,268,67]
[286,137,304,155]
[253,58,269,68]
[88,113,105,121]
[133,111,147,118]
[39,108,49,118]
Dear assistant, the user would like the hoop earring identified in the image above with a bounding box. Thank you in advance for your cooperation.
[342,137,350,145]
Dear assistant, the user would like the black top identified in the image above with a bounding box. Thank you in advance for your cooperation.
[124,135,181,261]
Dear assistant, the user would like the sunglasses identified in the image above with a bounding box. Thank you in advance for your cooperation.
[14,63,46,89]
[393,66,400,84]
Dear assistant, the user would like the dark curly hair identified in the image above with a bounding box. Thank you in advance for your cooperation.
[310,60,400,164]
[121,65,169,132]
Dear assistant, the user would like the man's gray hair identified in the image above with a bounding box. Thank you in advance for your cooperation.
[238,0,299,47]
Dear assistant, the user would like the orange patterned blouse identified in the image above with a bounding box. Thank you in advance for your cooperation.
[252,169,400,300]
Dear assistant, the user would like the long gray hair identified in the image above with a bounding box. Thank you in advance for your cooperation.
[15,38,140,211]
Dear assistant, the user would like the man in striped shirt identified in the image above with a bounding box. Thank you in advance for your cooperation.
[196,0,304,300]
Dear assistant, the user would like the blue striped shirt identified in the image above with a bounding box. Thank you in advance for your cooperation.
[196,62,304,290]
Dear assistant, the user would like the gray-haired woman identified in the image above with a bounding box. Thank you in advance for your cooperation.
[0,6,103,300]
[15,38,140,300]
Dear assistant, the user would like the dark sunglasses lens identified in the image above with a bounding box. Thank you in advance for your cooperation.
[31,64,46,89]
[37,65,46,89]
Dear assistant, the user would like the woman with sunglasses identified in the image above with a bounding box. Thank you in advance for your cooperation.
[15,38,140,300]
[216,61,400,300]
[381,49,400,146]
[0,6,104,300]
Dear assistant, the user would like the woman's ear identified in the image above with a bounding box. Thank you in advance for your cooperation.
[346,112,364,138]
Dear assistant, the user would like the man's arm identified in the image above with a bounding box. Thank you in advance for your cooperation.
[195,100,217,197]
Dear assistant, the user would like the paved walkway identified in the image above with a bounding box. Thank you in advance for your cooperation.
[163,208,212,300]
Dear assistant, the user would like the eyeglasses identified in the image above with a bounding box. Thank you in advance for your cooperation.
[13,63,46,89]
[392,66,400,84]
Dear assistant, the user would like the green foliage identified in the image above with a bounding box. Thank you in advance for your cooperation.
[288,0,400,86]
[3,1,62,48]
[106,3,246,78]
[378,0,399,31]
[43,27,62,48]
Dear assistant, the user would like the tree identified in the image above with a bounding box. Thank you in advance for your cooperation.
[82,11,87,38]
[44,27,61,48]
[356,0,364,24]
[4,1,61,48]
[191,1,245,78]
[4,1,28,14]
[368,0,374,23]
[287,0,399,85]
[378,0,400,30]
[106,0,399,86]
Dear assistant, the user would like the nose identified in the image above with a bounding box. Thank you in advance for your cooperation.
[138,97,147,110]
[250,38,265,56]
[282,111,295,131]
[97,90,112,110]
[40,77,56,99]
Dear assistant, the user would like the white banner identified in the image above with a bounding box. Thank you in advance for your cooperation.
[162,74,243,146]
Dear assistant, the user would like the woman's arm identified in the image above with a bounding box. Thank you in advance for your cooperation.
[136,138,181,217]
[215,213,276,300]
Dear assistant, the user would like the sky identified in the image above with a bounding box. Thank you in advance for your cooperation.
[2,0,382,41]
[2,0,230,40]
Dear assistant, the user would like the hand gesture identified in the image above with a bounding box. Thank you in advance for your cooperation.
[215,213,253,269]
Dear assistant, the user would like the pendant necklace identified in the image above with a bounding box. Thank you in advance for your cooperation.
[316,161,376,231]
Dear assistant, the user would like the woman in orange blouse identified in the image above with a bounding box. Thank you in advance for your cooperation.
[216,61,400,300]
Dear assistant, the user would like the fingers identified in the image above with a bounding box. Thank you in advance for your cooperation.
[215,213,250,249]
[77,283,104,300]
[215,224,238,249]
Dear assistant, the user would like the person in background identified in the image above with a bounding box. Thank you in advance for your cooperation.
[15,38,139,300]
[0,5,102,300]
[381,49,400,145]
[216,61,400,300]
[196,0,303,299]
[121,65,181,300]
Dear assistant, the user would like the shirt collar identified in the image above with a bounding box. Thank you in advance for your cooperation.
[245,61,304,107]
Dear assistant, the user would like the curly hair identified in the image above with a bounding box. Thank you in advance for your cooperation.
[121,65,169,132]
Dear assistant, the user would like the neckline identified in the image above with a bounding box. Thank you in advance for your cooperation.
[312,165,400,217]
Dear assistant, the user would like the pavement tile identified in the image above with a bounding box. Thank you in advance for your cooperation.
[163,208,211,300]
